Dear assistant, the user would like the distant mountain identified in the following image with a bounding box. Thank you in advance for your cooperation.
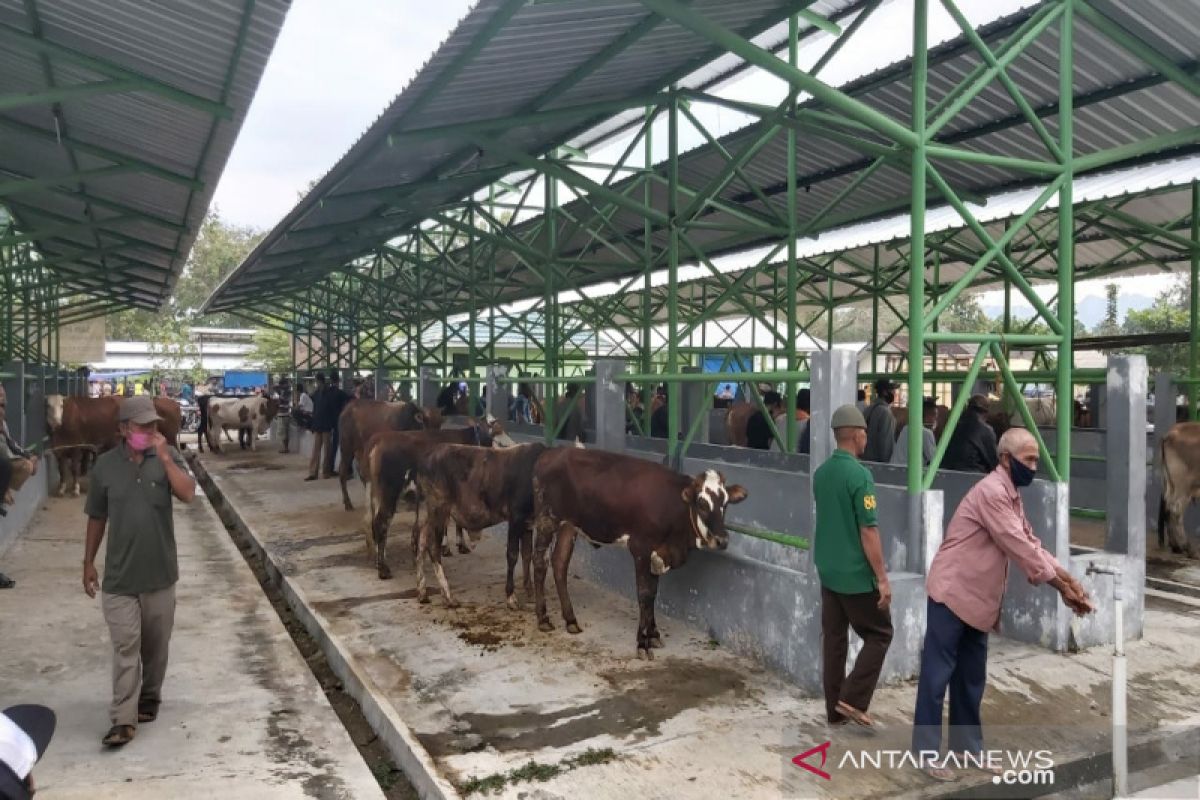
[981,293,1154,330]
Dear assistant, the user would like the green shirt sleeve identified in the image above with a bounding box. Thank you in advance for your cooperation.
[84,458,107,519]
[852,470,878,529]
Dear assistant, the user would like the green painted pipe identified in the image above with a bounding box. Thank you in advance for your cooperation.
[727,522,810,551]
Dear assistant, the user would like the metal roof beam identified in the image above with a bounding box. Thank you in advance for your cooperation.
[0,22,235,119]
[0,214,138,246]
[0,78,150,111]
[0,165,138,198]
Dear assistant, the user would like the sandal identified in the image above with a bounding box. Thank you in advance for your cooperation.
[924,766,956,782]
[835,700,874,727]
[0,573,13,589]
[102,724,136,747]
[137,703,158,723]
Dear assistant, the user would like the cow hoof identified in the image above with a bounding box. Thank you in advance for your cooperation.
[457,543,471,555]
[344,502,354,512]
[444,598,460,609]
[566,622,582,635]
[417,593,430,605]
[506,594,521,611]
[537,619,554,633]
[441,546,453,558]
[378,566,392,580]
[71,488,81,498]
[637,648,654,661]
[649,635,664,649]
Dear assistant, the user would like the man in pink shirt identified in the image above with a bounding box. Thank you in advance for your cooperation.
[913,427,1093,781]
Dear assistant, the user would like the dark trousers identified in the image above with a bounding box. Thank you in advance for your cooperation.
[821,585,893,722]
[912,598,988,756]
[325,426,339,475]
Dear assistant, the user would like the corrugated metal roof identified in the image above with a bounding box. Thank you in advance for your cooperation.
[203,0,871,312]
[0,0,289,310]
[206,0,1200,318]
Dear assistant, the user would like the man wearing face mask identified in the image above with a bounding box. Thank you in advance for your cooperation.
[913,427,1093,781]
[82,396,195,749]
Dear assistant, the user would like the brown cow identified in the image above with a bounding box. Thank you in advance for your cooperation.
[724,402,754,446]
[411,442,547,607]
[337,399,440,511]
[531,449,747,658]
[45,395,182,496]
[1159,422,1200,558]
[363,419,516,579]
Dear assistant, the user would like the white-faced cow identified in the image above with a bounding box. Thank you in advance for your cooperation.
[362,418,516,579]
[531,448,747,659]
[1159,421,1200,558]
[411,442,546,608]
[204,396,278,453]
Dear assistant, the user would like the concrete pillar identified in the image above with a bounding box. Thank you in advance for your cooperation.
[592,359,627,453]
[1088,382,1107,429]
[809,349,856,520]
[1154,373,1177,445]
[680,366,709,452]
[2,361,27,446]
[418,367,438,409]
[374,367,387,402]
[920,491,945,575]
[485,364,509,420]
[1106,356,1147,556]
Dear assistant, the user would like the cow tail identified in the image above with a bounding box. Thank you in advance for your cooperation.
[1159,436,1175,549]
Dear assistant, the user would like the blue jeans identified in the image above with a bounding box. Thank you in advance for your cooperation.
[912,598,988,756]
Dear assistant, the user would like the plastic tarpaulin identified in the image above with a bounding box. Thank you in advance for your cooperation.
[223,371,268,389]
[701,354,751,398]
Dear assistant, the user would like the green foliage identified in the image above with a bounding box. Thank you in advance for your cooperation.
[460,748,619,795]
[938,292,989,333]
[1122,278,1191,374]
[1095,282,1121,337]
[246,326,293,375]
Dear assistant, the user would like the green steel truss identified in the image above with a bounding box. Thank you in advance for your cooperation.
[218,0,1200,487]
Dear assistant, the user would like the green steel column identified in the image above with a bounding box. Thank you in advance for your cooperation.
[908,0,929,500]
[1190,180,1198,418]
[643,105,654,434]
[545,149,559,444]
[468,205,477,402]
[1056,0,1074,481]
[785,14,799,452]
[668,90,681,464]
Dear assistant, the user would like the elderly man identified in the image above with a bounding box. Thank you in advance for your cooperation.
[82,396,195,748]
[913,427,1093,780]
[814,404,893,727]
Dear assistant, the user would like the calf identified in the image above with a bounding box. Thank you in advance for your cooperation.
[204,396,277,453]
[362,418,515,579]
[45,395,181,495]
[724,402,754,446]
[531,448,746,658]
[412,443,546,607]
[338,399,439,511]
[1159,421,1200,558]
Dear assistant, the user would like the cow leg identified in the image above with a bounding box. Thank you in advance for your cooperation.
[339,447,354,511]
[633,558,662,659]
[69,449,82,496]
[371,483,400,580]
[505,517,526,610]
[520,519,533,598]
[428,520,458,608]
[1158,496,1168,550]
[550,525,581,634]
[1168,500,1197,558]
[532,511,557,632]
[457,524,472,555]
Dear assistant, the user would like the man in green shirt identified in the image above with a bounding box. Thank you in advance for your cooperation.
[82,396,195,748]
[813,404,893,727]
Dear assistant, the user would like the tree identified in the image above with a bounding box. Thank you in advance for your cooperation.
[1097,282,1120,336]
[245,326,293,376]
[1122,278,1190,374]
[939,292,990,333]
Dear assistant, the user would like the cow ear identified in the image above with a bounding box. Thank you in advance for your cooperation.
[681,485,694,505]
[726,485,748,504]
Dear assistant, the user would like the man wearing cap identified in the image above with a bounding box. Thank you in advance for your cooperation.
[942,394,999,473]
[813,404,893,727]
[82,395,195,748]
[0,704,55,800]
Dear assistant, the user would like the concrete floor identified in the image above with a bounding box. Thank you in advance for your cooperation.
[0,476,385,799]
[200,448,1200,800]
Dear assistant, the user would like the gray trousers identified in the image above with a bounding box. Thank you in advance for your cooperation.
[102,584,176,726]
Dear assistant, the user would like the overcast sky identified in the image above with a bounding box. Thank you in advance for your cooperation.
[211,0,1179,316]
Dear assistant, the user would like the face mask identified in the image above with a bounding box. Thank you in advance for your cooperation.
[1009,456,1036,488]
[128,430,153,451]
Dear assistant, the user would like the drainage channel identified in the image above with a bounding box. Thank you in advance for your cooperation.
[191,454,418,800]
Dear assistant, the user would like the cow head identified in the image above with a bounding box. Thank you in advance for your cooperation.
[264,397,280,423]
[681,470,747,551]
[422,406,444,430]
[46,394,64,432]
[486,414,517,448]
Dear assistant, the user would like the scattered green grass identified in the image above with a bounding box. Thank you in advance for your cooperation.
[706,638,721,649]
[460,748,620,795]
